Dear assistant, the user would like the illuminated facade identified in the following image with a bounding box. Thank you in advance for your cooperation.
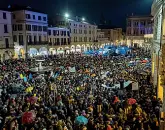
[0,10,14,61]
[151,0,165,114]
[126,15,153,47]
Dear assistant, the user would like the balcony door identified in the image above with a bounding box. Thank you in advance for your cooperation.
[5,38,9,48]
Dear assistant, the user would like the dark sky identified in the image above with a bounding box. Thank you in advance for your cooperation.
[0,0,153,28]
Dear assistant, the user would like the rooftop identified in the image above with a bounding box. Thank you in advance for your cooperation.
[98,24,120,29]
[2,5,46,14]
[127,15,153,19]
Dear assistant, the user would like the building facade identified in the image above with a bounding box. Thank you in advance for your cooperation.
[49,15,109,52]
[97,29,109,44]
[11,6,48,58]
[98,26,123,45]
[0,10,14,61]
[48,27,70,54]
[126,15,153,47]
[0,6,110,59]
[151,0,165,113]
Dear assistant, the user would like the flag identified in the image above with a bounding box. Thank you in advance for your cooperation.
[29,73,33,79]
[25,86,34,93]
[20,74,24,79]
[23,77,27,82]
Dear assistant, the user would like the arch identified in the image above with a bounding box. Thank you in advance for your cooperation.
[65,47,70,54]
[76,45,81,52]
[39,47,48,55]
[57,47,64,54]
[49,48,56,55]
[70,45,75,52]
[81,44,85,51]
[29,48,38,56]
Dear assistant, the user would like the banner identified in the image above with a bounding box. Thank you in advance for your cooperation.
[69,67,76,73]
[132,82,139,90]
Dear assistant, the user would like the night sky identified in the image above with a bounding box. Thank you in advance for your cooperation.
[0,0,153,29]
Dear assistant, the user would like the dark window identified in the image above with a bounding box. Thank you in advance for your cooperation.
[68,38,70,44]
[13,35,17,42]
[34,36,37,42]
[32,25,37,31]
[12,25,17,31]
[19,35,23,45]
[64,31,66,36]
[3,12,6,19]
[38,16,41,20]
[39,36,41,42]
[48,30,51,35]
[26,25,31,31]
[4,25,8,33]
[38,26,42,31]
[13,14,15,19]
[5,38,9,48]
[53,30,56,36]
[67,31,70,36]
[56,30,59,36]
[26,14,31,19]
[64,38,66,44]
[49,38,52,43]
[57,38,60,45]
[61,38,64,45]
[18,24,23,31]
[43,26,47,32]
[43,17,47,21]
[89,30,91,34]
[27,35,32,43]
[61,31,63,36]
[33,15,35,19]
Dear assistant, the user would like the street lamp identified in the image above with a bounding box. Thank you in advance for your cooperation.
[65,13,69,18]
[82,17,85,21]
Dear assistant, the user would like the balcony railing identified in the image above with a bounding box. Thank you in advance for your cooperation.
[28,42,49,45]
[0,44,14,49]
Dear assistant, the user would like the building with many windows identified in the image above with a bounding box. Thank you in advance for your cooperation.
[126,15,153,47]
[97,29,109,44]
[0,6,110,58]
[48,27,70,54]
[49,15,109,52]
[10,6,48,58]
[0,9,14,61]
[98,25,123,45]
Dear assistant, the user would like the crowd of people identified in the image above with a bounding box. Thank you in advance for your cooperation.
[0,47,162,130]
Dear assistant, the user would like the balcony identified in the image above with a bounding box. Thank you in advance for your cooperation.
[0,44,14,49]
[151,0,163,16]
[28,42,48,46]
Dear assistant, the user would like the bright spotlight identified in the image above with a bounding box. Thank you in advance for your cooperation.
[82,17,85,21]
[65,13,69,18]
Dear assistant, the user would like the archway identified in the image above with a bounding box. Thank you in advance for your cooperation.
[76,45,81,52]
[39,47,48,55]
[70,45,75,53]
[29,48,38,56]
[65,47,70,54]
[49,48,56,55]
[57,47,64,54]
[81,44,85,52]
